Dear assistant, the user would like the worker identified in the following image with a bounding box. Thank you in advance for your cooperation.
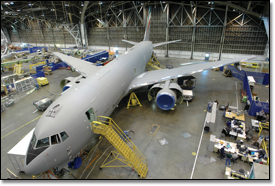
[214,99,219,106]
[254,155,263,163]
[232,152,238,161]
[266,114,269,122]
[226,120,231,128]
[231,119,236,127]
[220,146,225,157]
[225,151,232,166]
[207,99,213,112]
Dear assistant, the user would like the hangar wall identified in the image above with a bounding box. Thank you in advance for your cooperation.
[7,4,268,60]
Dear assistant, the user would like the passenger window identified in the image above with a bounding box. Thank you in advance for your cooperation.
[36,137,49,148]
[31,133,36,148]
[60,131,69,142]
[51,134,61,145]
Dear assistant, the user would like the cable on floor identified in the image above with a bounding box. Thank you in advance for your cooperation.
[85,145,113,179]
[79,137,103,179]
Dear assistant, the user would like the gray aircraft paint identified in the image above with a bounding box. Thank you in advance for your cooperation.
[22,7,255,175]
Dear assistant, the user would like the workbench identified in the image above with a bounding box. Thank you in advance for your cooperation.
[229,121,246,140]
[225,110,245,121]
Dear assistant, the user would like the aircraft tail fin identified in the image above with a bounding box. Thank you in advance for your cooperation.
[143,7,151,41]
[153,39,182,48]
[122,40,138,45]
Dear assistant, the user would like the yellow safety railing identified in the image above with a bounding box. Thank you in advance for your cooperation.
[261,139,269,166]
[258,122,269,137]
[92,116,148,178]
[29,61,46,69]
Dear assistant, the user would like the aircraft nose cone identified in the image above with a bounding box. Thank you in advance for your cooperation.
[23,157,49,175]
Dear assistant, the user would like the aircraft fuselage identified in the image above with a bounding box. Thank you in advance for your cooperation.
[23,41,153,175]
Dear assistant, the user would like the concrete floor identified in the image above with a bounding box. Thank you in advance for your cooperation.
[1,56,270,179]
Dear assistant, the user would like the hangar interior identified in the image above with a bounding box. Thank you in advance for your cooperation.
[1,1,270,180]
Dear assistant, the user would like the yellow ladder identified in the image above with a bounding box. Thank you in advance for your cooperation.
[13,63,23,75]
[92,116,148,178]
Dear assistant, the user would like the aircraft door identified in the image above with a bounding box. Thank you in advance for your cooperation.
[15,156,25,172]
[85,108,96,122]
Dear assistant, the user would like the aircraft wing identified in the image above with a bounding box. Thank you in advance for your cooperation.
[122,40,138,45]
[127,55,256,91]
[53,52,100,76]
[153,39,182,48]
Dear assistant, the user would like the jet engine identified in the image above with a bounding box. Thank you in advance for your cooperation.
[60,77,74,92]
[234,62,242,71]
[60,75,85,92]
[148,80,183,110]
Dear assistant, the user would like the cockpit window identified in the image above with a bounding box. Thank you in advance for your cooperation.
[51,134,61,145]
[60,131,68,142]
[36,137,49,148]
[30,133,36,148]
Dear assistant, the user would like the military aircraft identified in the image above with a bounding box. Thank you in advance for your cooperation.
[22,7,255,175]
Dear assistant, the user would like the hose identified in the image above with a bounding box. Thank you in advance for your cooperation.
[79,137,102,179]
[85,145,113,179]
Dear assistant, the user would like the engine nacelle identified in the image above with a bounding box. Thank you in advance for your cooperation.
[60,77,74,92]
[156,88,177,110]
[148,80,183,110]
[60,75,85,92]
[234,62,242,71]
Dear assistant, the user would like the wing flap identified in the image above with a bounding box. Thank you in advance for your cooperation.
[127,55,256,91]
[53,52,100,76]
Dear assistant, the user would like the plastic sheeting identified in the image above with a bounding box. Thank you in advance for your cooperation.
[226,65,269,85]
[243,72,253,103]
[31,71,45,78]
[82,51,109,63]
[262,73,269,85]
[248,101,269,116]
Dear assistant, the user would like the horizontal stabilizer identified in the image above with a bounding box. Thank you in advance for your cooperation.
[153,39,182,48]
[122,40,138,45]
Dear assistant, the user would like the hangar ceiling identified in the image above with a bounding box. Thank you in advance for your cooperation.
[1,1,269,57]
[1,1,269,29]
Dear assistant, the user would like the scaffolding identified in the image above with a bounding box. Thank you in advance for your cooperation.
[14,77,35,93]
[91,116,148,178]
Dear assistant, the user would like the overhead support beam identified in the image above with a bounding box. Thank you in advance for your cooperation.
[63,24,82,48]
[169,5,181,25]
[132,1,144,26]
[212,1,261,18]
[218,5,228,60]
[80,1,89,48]
[110,8,123,26]
[165,3,170,57]
[190,2,197,59]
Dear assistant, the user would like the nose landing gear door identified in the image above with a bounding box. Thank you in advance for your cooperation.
[67,146,73,160]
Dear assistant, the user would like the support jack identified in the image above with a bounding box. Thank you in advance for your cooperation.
[127,92,142,109]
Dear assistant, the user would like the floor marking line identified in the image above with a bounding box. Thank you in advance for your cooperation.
[1,115,41,139]
[236,81,238,110]
[190,111,208,179]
